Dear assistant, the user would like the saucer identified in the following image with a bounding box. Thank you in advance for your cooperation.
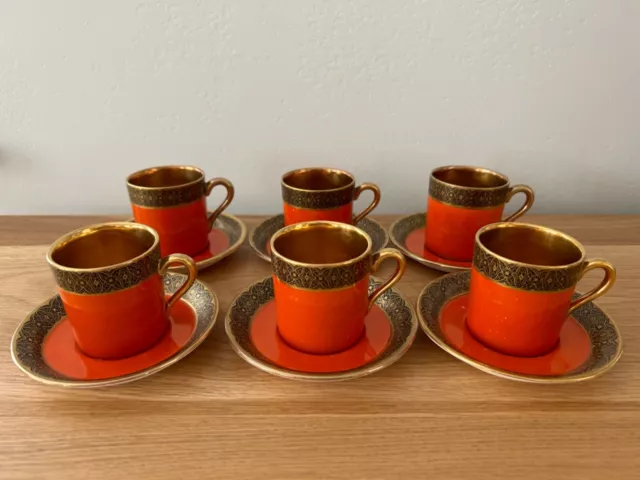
[225,276,417,381]
[389,213,471,272]
[249,214,388,263]
[130,213,246,271]
[417,271,622,384]
[11,273,218,388]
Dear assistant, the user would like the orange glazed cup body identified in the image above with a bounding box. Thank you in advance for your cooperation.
[425,166,535,261]
[270,221,406,355]
[466,222,616,357]
[47,222,197,360]
[127,165,234,257]
[281,168,381,227]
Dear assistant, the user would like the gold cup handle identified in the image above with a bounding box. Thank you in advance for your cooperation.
[353,183,381,225]
[367,248,407,310]
[503,184,535,222]
[568,259,616,315]
[205,178,235,229]
[158,253,198,310]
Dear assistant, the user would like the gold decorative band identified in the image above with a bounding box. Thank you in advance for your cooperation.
[51,245,162,295]
[429,177,509,208]
[127,182,205,208]
[272,255,369,290]
[472,245,582,292]
[281,184,354,210]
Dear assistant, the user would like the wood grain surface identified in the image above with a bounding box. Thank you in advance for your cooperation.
[0,215,638,480]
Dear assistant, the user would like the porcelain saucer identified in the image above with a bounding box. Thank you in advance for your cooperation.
[11,273,218,388]
[417,271,623,384]
[225,276,417,381]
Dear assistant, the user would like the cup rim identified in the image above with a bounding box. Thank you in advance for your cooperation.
[270,220,373,268]
[430,165,510,191]
[46,222,160,273]
[475,222,587,270]
[281,167,356,193]
[126,165,205,191]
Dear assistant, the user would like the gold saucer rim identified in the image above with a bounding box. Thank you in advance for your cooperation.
[417,271,623,384]
[225,275,418,382]
[389,213,470,273]
[10,273,219,388]
[249,214,389,263]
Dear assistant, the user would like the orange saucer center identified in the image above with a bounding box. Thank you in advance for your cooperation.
[192,228,231,261]
[250,300,391,373]
[439,295,592,376]
[43,299,196,380]
[405,228,471,268]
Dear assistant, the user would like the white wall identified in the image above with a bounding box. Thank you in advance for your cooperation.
[0,0,638,215]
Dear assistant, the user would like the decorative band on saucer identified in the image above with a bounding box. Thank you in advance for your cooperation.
[429,177,509,208]
[11,273,219,388]
[127,181,205,208]
[473,245,582,292]
[417,271,622,383]
[50,245,161,295]
[272,255,369,290]
[281,184,353,210]
[225,276,418,382]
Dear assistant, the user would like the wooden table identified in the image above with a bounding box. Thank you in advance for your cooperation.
[1,215,638,479]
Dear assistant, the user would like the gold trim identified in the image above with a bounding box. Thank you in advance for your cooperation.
[429,165,511,209]
[47,222,163,295]
[46,222,160,273]
[388,213,470,273]
[249,215,389,264]
[10,274,219,388]
[270,221,373,269]
[272,255,370,290]
[126,165,209,208]
[428,199,509,210]
[126,199,203,211]
[352,183,381,225]
[225,275,418,382]
[278,202,349,212]
[367,248,407,309]
[270,221,373,290]
[281,168,358,210]
[46,276,160,297]
[472,268,576,294]
[475,222,587,271]
[281,167,356,193]
[126,165,205,191]
[272,278,366,293]
[416,271,623,384]
[430,165,510,192]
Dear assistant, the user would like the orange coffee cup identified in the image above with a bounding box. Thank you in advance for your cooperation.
[425,165,535,261]
[46,222,197,359]
[281,168,381,226]
[467,222,616,357]
[127,165,234,257]
[270,221,406,354]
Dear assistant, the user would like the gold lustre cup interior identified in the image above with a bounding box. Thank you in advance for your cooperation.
[271,221,371,265]
[127,166,204,189]
[477,223,585,268]
[432,166,509,189]
[47,223,159,270]
[282,168,354,192]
